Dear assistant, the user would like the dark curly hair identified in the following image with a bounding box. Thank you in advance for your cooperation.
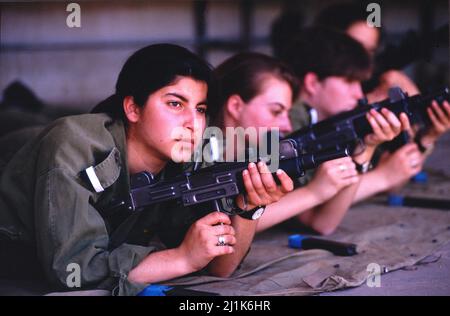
[92,43,217,123]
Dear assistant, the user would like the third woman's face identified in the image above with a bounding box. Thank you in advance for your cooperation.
[133,76,208,163]
[311,76,364,120]
[346,21,380,56]
[238,75,293,136]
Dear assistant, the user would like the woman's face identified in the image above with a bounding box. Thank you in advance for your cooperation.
[346,21,380,56]
[238,75,293,136]
[130,76,208,163]
[310,76,364,120]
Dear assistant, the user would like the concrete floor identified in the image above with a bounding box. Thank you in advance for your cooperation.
[320,241,450,296]
[321,133,450,296]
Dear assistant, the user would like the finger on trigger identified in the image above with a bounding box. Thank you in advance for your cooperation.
[399,113,411,131]
[241,171,257,203]
[257,161,277,193]
[367,112,382,135]
[381,108,401,130]
[276,169,294,192]
[432,101,449,124]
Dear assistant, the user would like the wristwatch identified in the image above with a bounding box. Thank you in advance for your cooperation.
[237,205,266,220]
[417,139,435,156]
[353,160,371,174]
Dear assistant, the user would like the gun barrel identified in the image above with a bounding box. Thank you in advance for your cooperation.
[310,148,350,167]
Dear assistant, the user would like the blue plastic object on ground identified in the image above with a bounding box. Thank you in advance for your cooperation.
[137,284,173,296]
[288,234,358,256]
[411,171,428,183]
[288,234,307,248]
[388,194,405,207]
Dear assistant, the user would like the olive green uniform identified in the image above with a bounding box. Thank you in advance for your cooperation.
[289,100,316,187]
[0,113,199,295]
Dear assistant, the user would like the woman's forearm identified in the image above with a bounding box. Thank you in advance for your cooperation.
[208,216,257,277]
[299,182,360,236]
[128,247,194,284]
[256,186,325,233]
[353,168,391,203]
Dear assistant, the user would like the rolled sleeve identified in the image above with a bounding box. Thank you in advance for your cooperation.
[107,243,155,296]
[34,168,159,296]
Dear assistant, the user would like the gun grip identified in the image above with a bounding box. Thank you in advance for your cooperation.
[385,131,410,153]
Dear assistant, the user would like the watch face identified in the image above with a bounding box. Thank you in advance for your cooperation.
[252,207,265,220]
[361,162,371,173]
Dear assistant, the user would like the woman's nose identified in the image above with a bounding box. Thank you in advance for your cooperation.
[352,82,364,101]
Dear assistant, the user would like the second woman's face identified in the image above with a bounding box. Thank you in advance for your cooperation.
[133,76,208,163]
[239,75,293,135]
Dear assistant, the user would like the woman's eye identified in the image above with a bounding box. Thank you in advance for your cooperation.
[197,107,207,114]
[168,101,182,108]
[271,110,282,117]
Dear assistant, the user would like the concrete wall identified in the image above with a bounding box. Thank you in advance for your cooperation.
[0,0,448,112]
[0,1,198,110]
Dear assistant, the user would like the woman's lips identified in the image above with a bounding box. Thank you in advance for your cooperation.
[178,139,195,149]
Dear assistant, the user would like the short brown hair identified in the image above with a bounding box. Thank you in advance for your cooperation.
[213,52,299,125]
[281,27,372,83]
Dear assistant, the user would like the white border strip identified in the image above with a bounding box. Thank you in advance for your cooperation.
[85,166,104,193]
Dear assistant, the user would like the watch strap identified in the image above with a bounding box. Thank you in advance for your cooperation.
[237,205,265,220]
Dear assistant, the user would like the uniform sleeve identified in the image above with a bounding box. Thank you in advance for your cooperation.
[289,101,311,131]
[34,167,159,296]
[289,102,316,188]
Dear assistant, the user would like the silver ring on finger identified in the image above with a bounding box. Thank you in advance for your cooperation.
[217,235,226,246]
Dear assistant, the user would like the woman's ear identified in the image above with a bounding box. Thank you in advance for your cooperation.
[303,72,320,97]
[225,94,245,122]
[123,96,140,123]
